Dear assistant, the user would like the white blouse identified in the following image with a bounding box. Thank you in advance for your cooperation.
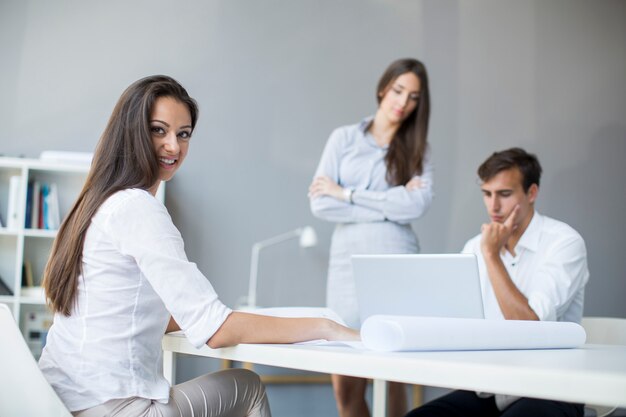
[39,189,232,411]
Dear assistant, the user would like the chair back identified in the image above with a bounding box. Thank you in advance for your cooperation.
[582,317,626,345]
[0,303,71,417]
[581,317,626,417]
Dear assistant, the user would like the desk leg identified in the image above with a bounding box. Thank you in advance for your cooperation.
[412,384,423,408]
[163,350,177,385]
[372,379,388,417]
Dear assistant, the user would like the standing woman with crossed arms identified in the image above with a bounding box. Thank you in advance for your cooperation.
[309,58,434,417]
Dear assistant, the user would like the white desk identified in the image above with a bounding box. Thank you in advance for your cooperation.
[162,334,626,417]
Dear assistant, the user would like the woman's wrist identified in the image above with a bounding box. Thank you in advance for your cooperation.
[342,188,354,204]
[323,319,360,341]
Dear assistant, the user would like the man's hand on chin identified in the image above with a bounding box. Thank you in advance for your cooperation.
[480,205,520,257]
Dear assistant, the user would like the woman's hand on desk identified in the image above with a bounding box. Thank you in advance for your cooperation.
[206,312,360,348]
[328,320,360,341]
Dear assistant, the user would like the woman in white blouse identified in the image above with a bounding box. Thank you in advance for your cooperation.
[39,75,357,417]
[309,58,434,417]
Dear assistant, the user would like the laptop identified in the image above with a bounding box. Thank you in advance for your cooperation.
[352,254,484,324]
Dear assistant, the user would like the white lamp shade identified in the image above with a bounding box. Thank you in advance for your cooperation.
[242,225,318,310]
[299,226,317,248]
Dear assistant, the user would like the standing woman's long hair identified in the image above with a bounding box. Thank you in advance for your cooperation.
[377,58,430,186]
[43,75,199,316]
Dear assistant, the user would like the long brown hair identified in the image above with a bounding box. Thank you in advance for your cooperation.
[377,58,430,186]
[43,75,199,315]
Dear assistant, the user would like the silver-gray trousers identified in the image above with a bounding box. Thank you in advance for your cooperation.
[73,369,270,417]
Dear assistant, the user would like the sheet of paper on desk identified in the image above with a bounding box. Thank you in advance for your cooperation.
[296,339,365,349]
[361,315,586,352]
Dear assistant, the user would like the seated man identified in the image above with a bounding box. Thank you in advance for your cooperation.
[406,147,589,417]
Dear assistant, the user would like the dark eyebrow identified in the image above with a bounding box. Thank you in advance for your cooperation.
[150,120,193,130]
[481,188,513,194]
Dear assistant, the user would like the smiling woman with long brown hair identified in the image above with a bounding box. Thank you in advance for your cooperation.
[40,75,357,417]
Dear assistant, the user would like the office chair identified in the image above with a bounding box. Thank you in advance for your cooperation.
[581,316,626,417]
[0,303,71,417]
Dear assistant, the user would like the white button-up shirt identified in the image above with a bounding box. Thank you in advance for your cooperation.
[463,211,589,323]
[464,211,589,410]
[39,189,232,411]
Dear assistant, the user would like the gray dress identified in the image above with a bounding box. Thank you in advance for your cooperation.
[310,118,434,327]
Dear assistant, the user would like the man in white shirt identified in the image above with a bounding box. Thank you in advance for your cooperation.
[406,147,589,417]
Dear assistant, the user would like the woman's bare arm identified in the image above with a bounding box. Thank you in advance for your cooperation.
[207,312,359,349]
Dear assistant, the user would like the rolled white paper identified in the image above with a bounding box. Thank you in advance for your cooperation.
[361,315,586,352]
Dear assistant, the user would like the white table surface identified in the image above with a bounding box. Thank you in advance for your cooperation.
[162,333,626,416]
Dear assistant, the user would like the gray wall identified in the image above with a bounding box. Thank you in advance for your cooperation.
[2,0,625,414]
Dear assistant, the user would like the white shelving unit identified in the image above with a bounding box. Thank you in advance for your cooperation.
[0,156,164,358]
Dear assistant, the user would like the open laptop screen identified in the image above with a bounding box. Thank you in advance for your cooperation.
[352,254,484,324]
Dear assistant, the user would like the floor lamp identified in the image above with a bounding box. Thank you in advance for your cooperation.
[240,226,317,310]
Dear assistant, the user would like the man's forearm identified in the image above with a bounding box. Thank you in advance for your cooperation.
[483,253,539,321]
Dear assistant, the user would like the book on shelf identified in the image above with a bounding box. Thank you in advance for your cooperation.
[21,259,44,301]
[22,260,34,288]
[45,183,60,229]
[7,175,21,229]
[30,181,41,229]
[24,181,33,228]
[38,184,44,228]
[25,180,60,230]
[41,183,50,229]
[0,274,13,296]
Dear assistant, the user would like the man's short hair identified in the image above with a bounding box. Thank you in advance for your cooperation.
[478,147,542,193]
